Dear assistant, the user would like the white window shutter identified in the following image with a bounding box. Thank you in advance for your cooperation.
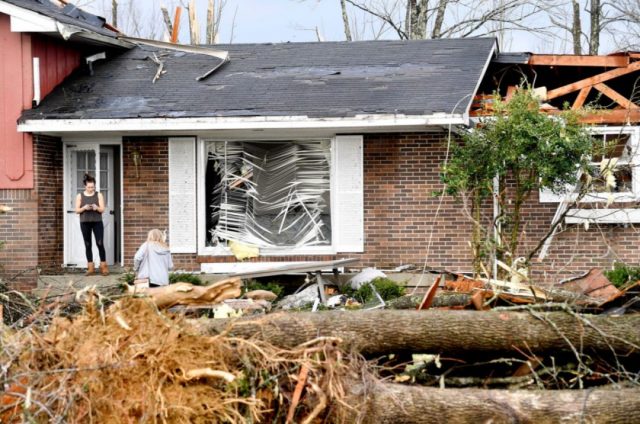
[333,135,364,252]
[168,137,197,253]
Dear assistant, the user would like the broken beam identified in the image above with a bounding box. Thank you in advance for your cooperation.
[528,54,631,67]
[170,6,182,44]
[594,83,640,109]
[546,109,640,124]
[571,86,590,110]
[546,61,640,100]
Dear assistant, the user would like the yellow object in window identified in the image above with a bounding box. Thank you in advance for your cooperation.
[228,240,259,261]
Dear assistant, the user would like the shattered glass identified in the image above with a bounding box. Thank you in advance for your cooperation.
[206,140,331,248]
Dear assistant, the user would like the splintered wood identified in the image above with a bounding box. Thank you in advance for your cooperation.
[130,278,241,309]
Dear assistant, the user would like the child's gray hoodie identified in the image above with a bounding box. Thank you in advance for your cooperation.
[134,242,174,286]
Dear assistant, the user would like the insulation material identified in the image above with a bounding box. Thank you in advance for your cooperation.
[207,140,331,248]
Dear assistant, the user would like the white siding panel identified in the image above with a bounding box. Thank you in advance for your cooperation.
[565,208,640,224]
[333,135,364,252]
[169,137,197,253]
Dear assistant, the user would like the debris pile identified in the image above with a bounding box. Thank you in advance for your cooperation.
[1,265,639,422]
[1,297,366,423]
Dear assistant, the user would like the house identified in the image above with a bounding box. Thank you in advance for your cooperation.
[0,0,132,288]
[2,1,640,289]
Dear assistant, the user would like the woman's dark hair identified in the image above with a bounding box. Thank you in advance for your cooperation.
[83,173,96,186]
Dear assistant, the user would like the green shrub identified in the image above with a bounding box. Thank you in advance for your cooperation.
[343,277,405,303]
[169,273,203,286]
[120,272,203,286]
[604,262,640,288]
[244,280,285,300]
[119,271,135,285]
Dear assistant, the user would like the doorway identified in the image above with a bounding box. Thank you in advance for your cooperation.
[64,142,122,267]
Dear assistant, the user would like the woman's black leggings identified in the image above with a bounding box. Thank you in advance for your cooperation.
[80,221,106,262]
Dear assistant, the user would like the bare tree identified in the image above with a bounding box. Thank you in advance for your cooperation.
[605,0,640,50]
[111,0,118,29]
[187,0,201,44]
[341,0,545,41]
[340,0,353,41]
[161,6,174,39]
[589,0,601,54]
[541,0,640,55]
[206,0,228,44]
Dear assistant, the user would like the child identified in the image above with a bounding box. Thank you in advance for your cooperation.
[134,229,173,287]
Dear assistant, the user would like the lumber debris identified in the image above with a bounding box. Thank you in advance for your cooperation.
[528,54,631,67]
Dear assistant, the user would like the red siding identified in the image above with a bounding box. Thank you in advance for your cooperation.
[0,12,81,190]
[0,13,33,189]
[32,35,80,99]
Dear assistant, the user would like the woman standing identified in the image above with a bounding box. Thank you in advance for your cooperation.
[134,229,173,287]
[75,174,109,276]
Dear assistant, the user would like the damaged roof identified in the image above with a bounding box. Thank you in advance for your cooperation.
[2,0,118,37]
[22,37,496,121]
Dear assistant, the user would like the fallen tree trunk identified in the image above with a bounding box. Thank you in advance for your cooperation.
[387,293,472,309]
[353,384,640,424]
[202,310,640,356]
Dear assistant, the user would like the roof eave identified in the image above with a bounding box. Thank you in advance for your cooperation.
[0,0,132,49]
[18,113,469,134]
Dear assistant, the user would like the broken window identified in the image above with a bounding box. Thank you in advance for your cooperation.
[581,134,634,193]
[205,140,332,249]
[540,127,640,203]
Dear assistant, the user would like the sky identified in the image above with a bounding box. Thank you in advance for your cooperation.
[81,0,624,54]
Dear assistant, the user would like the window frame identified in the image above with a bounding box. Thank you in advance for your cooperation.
[196,136,339,256]
[539,126,640,203]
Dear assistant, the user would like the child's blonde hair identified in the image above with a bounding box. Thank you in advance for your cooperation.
[147,229,167,247]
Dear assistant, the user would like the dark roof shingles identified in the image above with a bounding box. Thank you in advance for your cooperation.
[23,37,496,120]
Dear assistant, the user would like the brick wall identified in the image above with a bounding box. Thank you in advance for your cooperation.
[0,189,38,289]
[34,135,63,273]
[357,133,640,282]
[0,135,63,288]
[514,197,640,284]
[122,133,640,282]
[122,138,171,267]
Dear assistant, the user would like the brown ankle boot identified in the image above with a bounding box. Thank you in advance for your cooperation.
[86,263,95,276]
[100,261,109,276]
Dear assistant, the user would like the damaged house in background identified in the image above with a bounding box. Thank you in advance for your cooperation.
[2,0,640,289]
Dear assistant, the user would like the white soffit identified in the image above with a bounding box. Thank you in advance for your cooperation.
[565,208,640,224]
[19,114,467,133]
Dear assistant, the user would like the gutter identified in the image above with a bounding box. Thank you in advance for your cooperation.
[18,114,467,133]
[55,22,134,48]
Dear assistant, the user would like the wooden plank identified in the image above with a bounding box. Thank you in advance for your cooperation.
[227,258,360,279]
[546,61,640,100]
[528,54,630,67]
[546,109,640,124]
[170,6,182,44]
[316,271,328,304]
[572,86,591,109]
[594,83,640,109]
[565,208,640,224]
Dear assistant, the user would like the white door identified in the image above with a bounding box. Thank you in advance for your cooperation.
[65,144,115,267]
